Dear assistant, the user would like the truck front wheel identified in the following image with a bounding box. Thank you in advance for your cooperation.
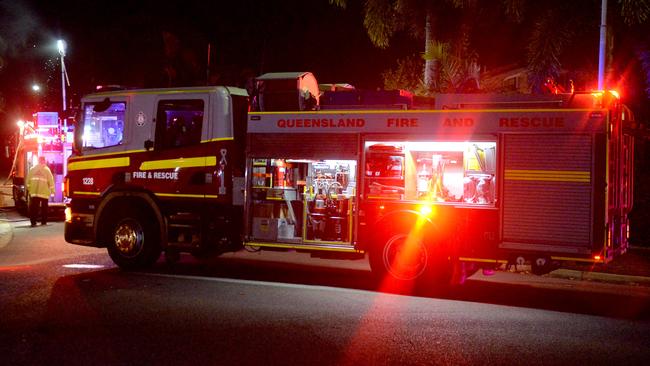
[106,207,161,269]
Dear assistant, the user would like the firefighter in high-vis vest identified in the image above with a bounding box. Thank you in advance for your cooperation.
[26,156,55,227]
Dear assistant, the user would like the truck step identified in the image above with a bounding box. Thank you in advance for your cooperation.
[166,241,200,249]
[169,223,199,229]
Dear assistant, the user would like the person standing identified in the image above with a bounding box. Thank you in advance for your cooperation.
[26,156,55,227]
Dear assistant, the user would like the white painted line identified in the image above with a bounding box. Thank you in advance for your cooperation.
[136,271,382,296]
[0,222,12,249]
[62,263,106,269]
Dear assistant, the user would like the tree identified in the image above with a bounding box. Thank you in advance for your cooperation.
[333,0,650,95]
[520,0,650,92]
[525,5,576,93]
[383,42,480,93]
[331,0,468,94]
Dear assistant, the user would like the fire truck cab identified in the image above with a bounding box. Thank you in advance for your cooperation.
[64,75,635,288]
[65,86,249,268]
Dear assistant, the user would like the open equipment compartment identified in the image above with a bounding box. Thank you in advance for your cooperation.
[248,157,357,246]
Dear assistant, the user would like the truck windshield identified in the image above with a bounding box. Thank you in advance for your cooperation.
[80,101,126,149]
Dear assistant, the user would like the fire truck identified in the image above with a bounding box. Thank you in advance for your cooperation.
[12,112,71,216]
[64,72,635,287]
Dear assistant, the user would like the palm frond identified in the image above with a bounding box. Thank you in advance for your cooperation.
[619,0,650,26]
[423,40,448,61]
[382,54,425,92]
[501,0,525,23]
[526,8,574,93]
[328,0,347,8]
[364,0,398,48]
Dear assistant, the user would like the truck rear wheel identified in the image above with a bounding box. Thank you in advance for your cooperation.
[106,207,161,269]
[12,183,28,216]
[18,192,29,217]
[370,232,429,283]
[369,225,453,292]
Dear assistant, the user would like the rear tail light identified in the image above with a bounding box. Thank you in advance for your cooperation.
[64,176,69,197]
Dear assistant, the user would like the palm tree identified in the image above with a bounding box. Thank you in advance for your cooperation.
[524,4,577,92]
[331,0,467,94]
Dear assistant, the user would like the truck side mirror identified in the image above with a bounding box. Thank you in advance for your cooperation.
[93,98,112,113]
[144,140,154,151]
[72,119,83,155]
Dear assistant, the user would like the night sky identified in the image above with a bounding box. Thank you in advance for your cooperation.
[0,0,408,126]
[1,0,648,133]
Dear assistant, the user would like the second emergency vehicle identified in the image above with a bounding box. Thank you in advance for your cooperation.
[12,112,71,216]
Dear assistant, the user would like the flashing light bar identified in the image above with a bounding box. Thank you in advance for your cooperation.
[591,90,621,99]
[419,204,433,216]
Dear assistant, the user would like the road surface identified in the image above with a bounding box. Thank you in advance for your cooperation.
[1,216,649,365]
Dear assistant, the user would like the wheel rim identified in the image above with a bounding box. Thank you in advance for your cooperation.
[382,233,428,281]
[113,218,144,258]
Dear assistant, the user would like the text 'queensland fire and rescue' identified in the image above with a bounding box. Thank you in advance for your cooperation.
[275,117,565,128]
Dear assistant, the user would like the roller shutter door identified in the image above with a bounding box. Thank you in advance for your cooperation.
[501,134,593,253]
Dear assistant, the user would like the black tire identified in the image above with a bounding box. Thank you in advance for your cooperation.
[369,227,453,294]
[17,193,29,217]
[105,206,161,269]
[369,231,429,285]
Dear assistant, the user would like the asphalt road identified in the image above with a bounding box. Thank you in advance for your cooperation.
[1,216,650,365]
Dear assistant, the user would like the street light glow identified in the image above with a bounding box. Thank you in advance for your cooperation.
[56,39,70,119]
[32,84,41,92]
[57,39,66,57]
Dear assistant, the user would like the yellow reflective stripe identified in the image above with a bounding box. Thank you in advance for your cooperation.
[302,239,353,245]
[156,193,218,198]
[459,256,602,264]
[73,191,101,196]
[367,195,400,200]
[551,255,604,263]
[504,169,590,183]
[250,108,594,115]
[68,157,130,171]
[201,137,234,143]
[245,242,362,253]
[139,156,217,170]
[459,257,509,264]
